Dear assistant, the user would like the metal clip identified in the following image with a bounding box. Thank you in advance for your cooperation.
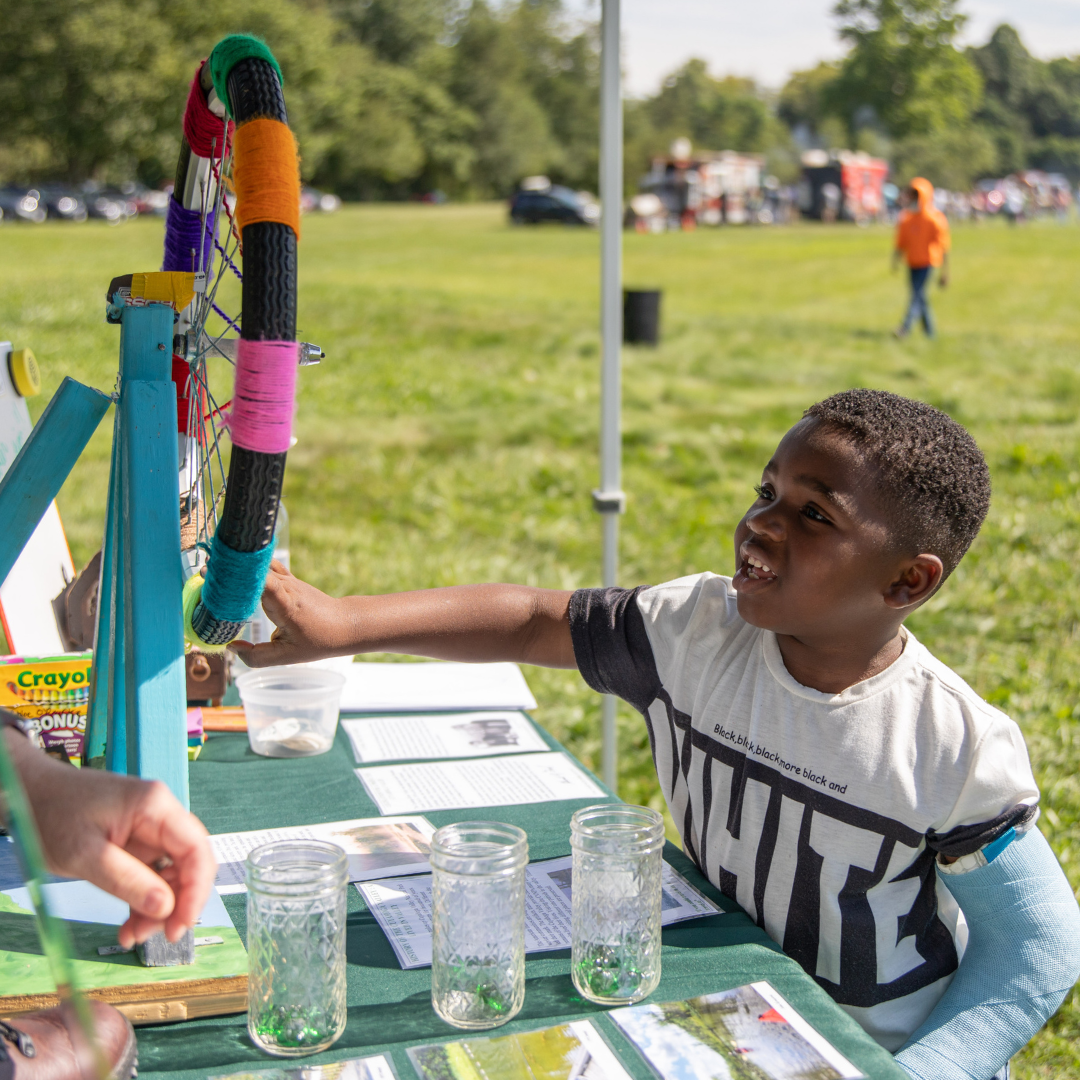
[591,489,626,513]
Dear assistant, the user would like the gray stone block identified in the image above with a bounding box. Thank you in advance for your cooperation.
[136,929,195,966]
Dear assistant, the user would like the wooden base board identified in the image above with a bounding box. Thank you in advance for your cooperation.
[0,975,247,1026]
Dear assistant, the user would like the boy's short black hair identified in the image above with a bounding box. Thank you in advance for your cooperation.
[804,389,990,579]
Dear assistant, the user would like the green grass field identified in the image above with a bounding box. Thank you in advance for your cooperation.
[2,205,1079,1074]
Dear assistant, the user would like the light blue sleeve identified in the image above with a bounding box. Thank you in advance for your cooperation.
[895,827,1080,1080]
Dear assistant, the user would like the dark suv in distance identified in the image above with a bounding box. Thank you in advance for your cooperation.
[509,184,599,226]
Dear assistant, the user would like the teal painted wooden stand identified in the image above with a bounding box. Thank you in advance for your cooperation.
[0,304,189,808]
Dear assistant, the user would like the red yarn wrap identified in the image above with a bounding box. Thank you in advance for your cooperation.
[182,65,234,160]
[172,354,207,434]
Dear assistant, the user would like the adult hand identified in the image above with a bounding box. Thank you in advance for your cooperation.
[4,727,216,947]
[938,273,949,288]
[230,560,348,668]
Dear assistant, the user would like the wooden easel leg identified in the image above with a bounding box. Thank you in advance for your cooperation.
[0,378,111,584]
[117,306,188,808]
[86,409,123,769]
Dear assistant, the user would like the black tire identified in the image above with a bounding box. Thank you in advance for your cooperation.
[186,53,297,643]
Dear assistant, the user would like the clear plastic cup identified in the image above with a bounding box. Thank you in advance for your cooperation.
[235,667,346,758]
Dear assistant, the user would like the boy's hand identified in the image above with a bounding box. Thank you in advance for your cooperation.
[231,561,350,668]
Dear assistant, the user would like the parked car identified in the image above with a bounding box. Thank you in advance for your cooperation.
[301,186,341,214]
[0,188,48,223]
[509,180,598,226]
[38,187,88,222]
[85,189,134,223]
[135,187,171,216]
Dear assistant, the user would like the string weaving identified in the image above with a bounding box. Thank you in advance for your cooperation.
[232,118,301,238]
[163,197,217,274]
[229,340,298,454]
[182,67,234,159]
[209,35,284,119]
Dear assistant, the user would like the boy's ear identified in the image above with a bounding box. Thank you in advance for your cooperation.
[883,554,944,610]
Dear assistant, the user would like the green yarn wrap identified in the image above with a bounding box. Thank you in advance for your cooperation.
[208,34,284,119]
[183,574,229,653]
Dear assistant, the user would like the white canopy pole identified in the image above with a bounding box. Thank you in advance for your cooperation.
[594,0,624,793]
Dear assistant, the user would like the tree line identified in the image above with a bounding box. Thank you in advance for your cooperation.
[0,0,1077,198]
[781,2,1080,190]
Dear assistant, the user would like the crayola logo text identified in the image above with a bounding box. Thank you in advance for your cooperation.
[16,670,87,689]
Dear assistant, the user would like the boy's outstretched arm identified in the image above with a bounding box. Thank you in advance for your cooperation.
[231,561,577,670]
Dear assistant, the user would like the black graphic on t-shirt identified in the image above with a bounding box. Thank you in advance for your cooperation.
[653,689,958,1007]
[568,584,1032,1013]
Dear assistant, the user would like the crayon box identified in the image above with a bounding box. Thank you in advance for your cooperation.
[0,652,93,765]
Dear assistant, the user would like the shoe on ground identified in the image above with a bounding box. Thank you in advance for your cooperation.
[892,327,909,339]
[0,1002,137,1080]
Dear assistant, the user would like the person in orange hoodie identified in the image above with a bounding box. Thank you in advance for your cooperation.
[892,177,950,338]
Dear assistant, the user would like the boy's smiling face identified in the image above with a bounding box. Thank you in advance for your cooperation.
[733,418,931,645]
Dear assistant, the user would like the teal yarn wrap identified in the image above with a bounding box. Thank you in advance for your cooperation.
[208,35,284,119]
[199,537,276,623]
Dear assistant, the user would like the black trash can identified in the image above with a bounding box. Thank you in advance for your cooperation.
[624,289,661,346]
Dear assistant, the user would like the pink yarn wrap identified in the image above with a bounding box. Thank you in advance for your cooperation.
[228,339,298,454]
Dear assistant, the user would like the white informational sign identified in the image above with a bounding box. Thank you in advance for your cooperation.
[357,855,722,969]
[209,815,436,894]
[0,344,74,655]
[0,343,30,478]
[342,711,549,764]
[339,661,537,713]
[0,502,74,655]
[354,752,605,815]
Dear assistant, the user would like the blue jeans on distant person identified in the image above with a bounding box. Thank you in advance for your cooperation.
[901,265,935,337]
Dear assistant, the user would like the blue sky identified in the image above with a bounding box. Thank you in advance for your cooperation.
[567,1,1080,95]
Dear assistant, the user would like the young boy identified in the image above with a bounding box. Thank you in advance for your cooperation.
[234,389,1080,1080]
[892,178,950,339]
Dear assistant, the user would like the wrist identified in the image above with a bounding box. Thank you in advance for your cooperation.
[336,594,378,653]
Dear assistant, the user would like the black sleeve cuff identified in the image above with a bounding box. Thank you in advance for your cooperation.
[926,802,1040,859]
[568,586,662,715]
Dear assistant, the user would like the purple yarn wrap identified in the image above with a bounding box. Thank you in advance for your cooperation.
[163,196,218,277]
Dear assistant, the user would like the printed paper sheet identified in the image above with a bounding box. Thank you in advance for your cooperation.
[210,1054,397,1080]
[357,855,722,969]
[342,711,549,764]
[408,1021,631,1080]
[354,752,605,815]
[339,661,537,713]
[210,815,435,893]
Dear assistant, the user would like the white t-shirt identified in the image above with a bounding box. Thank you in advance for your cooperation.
[569,572,1039,1052]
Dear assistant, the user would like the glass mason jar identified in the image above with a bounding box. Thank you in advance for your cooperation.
[430,821,528,1030]
[570,804,665,1005]
[246,840,348,1056]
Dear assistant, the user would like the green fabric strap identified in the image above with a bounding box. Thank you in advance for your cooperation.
[208,34,284,119]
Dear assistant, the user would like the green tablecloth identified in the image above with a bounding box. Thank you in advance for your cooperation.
[137,718,906,1080]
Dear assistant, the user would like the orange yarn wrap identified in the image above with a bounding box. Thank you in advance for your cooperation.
[232,117,301,239]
